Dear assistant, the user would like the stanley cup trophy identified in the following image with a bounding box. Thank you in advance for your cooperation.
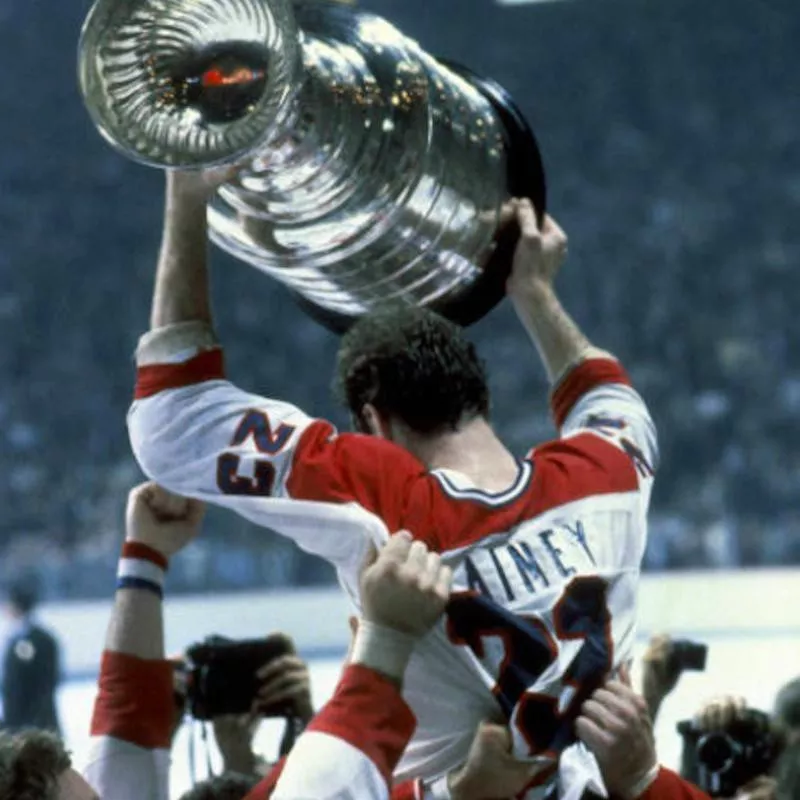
[78,0,546,331]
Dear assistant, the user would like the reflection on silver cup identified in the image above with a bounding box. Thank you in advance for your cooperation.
[79,0,546,330]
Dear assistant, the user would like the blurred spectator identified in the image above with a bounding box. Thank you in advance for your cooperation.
[773,677,800,742]
[0,729,95,799]
[1,577,61,735]
[678,695,784,798]
[774,738,800,800]
[179,774,259,800]
[170,638,315,779]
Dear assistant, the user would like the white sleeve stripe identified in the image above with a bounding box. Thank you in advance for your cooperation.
[136,321,220,366]
[82,736,171,800]
[272,730,389,800]
[117,559,166,585]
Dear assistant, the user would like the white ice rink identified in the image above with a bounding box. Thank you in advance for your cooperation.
[59,634,800,799]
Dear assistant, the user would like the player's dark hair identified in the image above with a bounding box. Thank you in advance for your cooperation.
[334,306,490,435]
[178,773,259,800]
[0,729,72,800]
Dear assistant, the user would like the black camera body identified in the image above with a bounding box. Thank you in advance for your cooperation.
[669,640,708,673]
[185,634,294,721]
[677,711,781,797]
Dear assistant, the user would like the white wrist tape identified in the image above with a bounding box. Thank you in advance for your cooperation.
[624,764,660,799]
[349,619,417,682]
[136,321,219,366]
[423,775,452,800]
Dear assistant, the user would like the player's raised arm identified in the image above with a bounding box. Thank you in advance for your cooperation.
[128,171,413,565]
[506,200,604,384]
[150,169,226,331]
[507,200,658,482]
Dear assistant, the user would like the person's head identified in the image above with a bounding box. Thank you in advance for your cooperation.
[334,306,490,451]
[775,677,800,739]
[177,773,259,800]
[0,729,98,800]
[6,577,40,620]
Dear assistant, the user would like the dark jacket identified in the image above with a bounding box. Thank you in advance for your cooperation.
[1,621,61,734]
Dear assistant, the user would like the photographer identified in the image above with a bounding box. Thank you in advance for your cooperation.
[679,696,782,799]
[171,637,314,779]
[774,677,800,744]
[576,670,711,799]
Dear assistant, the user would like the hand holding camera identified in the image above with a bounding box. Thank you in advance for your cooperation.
[254,653,313,724]
[642,634,707,720]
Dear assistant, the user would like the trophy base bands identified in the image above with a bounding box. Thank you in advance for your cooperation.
[293,60,547,334]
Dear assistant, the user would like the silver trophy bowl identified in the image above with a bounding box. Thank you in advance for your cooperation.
[79,0,546,331]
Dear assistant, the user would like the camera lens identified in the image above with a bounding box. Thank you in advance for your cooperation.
[697,733,737,773]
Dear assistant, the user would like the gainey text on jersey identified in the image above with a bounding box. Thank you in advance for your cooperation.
[456,516,600,605]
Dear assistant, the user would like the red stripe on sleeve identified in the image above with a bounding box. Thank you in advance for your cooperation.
[134,349,225,400]
[551,358,632,429]
[90,651,175,749]
[307,664,417,784]
[121,541,169,570]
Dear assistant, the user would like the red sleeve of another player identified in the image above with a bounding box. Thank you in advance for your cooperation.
[243,666,416,800]
[637,768,711,800]
[284,423,422,530]
[90,651,175,749]
[307,665,417,782]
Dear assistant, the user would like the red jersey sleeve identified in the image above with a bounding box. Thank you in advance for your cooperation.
[638,767,712,800]
[246,664,417,800]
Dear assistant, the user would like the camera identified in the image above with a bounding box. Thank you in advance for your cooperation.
[669,639,708,673]
[184,633,294,720]
[677,710,782,797]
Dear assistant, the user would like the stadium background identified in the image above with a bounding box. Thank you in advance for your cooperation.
[1,0,799,793]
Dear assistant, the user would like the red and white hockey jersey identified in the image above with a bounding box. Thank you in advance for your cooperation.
[82,651,174,800]
[82,649,417,800]
[265,664,417,800]
[129,321,659,799]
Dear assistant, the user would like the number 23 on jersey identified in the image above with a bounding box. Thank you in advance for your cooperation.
[446,576,613,758]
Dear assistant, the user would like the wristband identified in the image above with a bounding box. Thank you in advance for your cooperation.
[624,764,660,799]
[349,619,417,683]
[117,541,168,598]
